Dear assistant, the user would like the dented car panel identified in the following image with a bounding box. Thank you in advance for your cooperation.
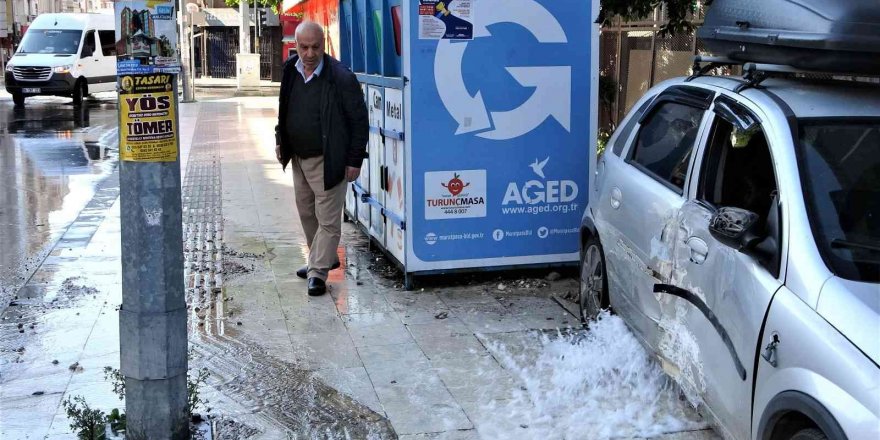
[667,201,783,440]
[595,148,687,349]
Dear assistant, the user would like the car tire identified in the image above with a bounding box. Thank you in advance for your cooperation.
[790,428,827,440]
[72,80,85,107]
[579,235,609,323]
[12,92,24,108]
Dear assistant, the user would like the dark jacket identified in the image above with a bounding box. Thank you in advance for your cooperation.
[275,54,368,190]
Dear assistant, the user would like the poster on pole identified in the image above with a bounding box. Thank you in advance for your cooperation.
[119,73,178,162]
[114,0,180,74]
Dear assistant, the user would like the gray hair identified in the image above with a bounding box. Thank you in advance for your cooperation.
[295,21,325,42]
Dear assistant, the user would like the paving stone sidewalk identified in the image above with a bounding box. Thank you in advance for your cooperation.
[206,95,718,440]
[0,94,719,440]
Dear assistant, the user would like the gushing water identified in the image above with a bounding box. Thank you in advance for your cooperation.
[481,311,708,439]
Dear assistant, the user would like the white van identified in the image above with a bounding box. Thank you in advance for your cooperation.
[5,13,116,107]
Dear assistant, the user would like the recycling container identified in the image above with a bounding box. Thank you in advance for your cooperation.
[284,0,599,288]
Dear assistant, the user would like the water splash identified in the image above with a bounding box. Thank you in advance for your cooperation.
[482,311,708,439]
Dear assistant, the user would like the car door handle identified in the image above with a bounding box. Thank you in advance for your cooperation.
[686,237,708,264]
[610,187,622,209]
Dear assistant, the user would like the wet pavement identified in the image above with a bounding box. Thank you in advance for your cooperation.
[0,93,120,310]
[0,91,721,440]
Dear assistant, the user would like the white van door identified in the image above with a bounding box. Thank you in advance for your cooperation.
[95,29,117,92]
[78,30,101,90]
[79,30,114,93]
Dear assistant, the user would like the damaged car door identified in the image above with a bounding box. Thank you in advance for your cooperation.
[656,95,784,440]
[599,86,712,347]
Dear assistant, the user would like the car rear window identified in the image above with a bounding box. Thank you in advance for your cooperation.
[630,102,704,192]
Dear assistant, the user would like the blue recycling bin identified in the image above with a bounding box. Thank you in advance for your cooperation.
[333,0,598,288]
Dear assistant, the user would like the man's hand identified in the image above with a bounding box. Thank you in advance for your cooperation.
[345,166,361,182]
[275,145,282,164]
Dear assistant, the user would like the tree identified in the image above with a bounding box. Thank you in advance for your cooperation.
[224,0,283,14]
[598,0,708,35]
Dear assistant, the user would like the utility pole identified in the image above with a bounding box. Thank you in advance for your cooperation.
[115,1,188,438]
[239,0,249,53]
[253,3,259,55]
[178,0,193,102]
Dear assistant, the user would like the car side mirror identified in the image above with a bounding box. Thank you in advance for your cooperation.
[709,207,763,251]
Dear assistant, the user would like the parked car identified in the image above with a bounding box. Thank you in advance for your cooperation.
[5,13,116,107]
[578,69,879,440]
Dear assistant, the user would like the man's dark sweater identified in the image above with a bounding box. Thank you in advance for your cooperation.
[286,71,324,158]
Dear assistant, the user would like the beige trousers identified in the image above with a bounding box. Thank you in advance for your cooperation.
[291,156,347,281]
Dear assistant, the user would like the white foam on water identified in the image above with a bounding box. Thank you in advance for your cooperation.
[480,311,708,440]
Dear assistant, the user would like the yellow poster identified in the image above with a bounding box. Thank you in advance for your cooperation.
[119,73,178,162]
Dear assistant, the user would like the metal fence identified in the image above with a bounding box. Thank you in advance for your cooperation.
[195,27,282,80]
[598,8,730,133]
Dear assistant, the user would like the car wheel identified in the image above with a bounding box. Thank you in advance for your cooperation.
[12,92,24,108]
[790,428,827,440]
[72,81,85,107]
[579,235,609,323]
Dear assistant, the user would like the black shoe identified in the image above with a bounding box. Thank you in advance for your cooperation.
[296,261,341,279]
[307,278,327,296]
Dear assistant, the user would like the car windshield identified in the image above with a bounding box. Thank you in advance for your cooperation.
[17,29,82,55]
[798,119,880,283]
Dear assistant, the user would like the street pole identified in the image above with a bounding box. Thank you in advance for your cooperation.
[253,2,259,54]
[240,0,249,53]
[179,0,194,102]
[119,140,189,439]
[189,13,195,96]
[115,1,189,438]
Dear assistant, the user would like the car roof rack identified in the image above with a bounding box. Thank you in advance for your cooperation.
[685,55,741,82]
[687,55,880,93]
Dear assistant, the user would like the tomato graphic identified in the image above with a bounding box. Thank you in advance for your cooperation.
[441,173,469,196]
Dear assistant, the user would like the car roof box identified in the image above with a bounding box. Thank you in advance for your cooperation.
[697,0,880,75]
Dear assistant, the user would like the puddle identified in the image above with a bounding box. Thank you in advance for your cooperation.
[481,312,708,439]
[0,99,119,310]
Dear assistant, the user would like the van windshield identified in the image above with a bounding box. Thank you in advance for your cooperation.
[798,119,880,283]
[18,29,82,55]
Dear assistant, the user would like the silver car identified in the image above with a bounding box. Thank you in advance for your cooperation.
[578,72,880,440]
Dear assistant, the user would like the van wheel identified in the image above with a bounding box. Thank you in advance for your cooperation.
[72,81,86,107]
[791,428,827,440]
[579,235,609,324]
[12,92,24,107]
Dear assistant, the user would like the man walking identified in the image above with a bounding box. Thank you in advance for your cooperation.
[275,21,368,296]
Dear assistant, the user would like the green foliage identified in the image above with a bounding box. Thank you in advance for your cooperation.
[188,368,210,416]
[598,0,706,36]
[61,396,107,440]
[597,130,612,157]
[107,408,126,436]
[98,361,209,434]
[103,366,125,401]
[224,0,283,14]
